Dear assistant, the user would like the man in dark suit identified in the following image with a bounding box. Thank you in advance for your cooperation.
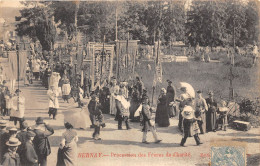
[33,117,54,166]
[1,137,21,166]
[0,120,9,162]
[166,80,176,118]
[21,131,38,166]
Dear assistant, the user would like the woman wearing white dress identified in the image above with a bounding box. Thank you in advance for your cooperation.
[109,77,119,115]
[47,85,59,120]
[62,79,71,103]
[11,89,25,129]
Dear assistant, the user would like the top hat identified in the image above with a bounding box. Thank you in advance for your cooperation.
[35,117,44,124]
[15,89,21,93]
[2,80,7,84]
[6,137,21,146]
[167,80,172,83]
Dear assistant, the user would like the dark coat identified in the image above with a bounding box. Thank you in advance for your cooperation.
[1,151,21,166]
[166,85,176,103]
[0,130,9,161]
[33,125,54,158]
[16,131,27,145]
[206,98,218,131]
[16,130,28,159]
[21,141,38,166]
[140,104,153,132]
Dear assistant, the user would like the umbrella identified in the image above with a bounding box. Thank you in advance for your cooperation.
[180,82,195,99]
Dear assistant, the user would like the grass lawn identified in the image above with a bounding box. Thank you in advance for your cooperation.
[135,60,260,106]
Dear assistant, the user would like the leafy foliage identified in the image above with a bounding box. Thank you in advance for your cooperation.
[16,1,56,54]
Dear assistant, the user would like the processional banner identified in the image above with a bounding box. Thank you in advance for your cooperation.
[116,40,138,81]
[7,51,28,80]
[90,44,114,89]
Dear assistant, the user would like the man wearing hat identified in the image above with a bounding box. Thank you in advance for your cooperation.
[206,91,218,132]
[33,117,54,166]
[21,131,38,166]
[16,121,29,146]
[0,120,9,162]
[180,99,202,147]
[88,94,105,140]
[9,127,18,139]
[166,80,176,118]
[1,137,21,166]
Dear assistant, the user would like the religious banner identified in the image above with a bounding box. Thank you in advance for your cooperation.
[91,44,114,89]
[116,40,139,81]
[7,50,28,80]
[152,41,162,87]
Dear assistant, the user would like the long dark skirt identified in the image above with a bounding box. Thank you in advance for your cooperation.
[155,104,169,127]
[57,142,77,166]
[206,110,217,132]
[129,100,140,121]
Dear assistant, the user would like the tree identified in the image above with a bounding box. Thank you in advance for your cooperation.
[244,0,259,45]
[186,0,228,47]
[16,1,56,60]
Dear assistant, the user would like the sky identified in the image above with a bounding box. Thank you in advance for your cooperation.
[0,0,24,8]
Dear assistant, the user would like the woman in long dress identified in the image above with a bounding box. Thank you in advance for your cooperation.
[206,91,218,132]
[57,122,78,166]
[155,88,169,127]
[129,86,141,121]
[109,78,119,115]
[195,90,208,134]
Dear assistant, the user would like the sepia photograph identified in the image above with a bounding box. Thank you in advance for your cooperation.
[0,0,259,165]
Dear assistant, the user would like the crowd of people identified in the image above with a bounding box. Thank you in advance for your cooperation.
[0,44,232,166]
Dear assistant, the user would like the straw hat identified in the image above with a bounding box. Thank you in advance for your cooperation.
[6,137,21,146]
[0,120,7,127]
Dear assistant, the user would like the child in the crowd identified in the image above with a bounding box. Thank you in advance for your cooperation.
[217,100,229,131]
[88,94,105,140]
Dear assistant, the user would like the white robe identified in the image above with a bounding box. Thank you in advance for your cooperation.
[47,89,59,108]
[11,95,25,118]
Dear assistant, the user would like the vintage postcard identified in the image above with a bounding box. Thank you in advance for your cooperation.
[0,0,259,165]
